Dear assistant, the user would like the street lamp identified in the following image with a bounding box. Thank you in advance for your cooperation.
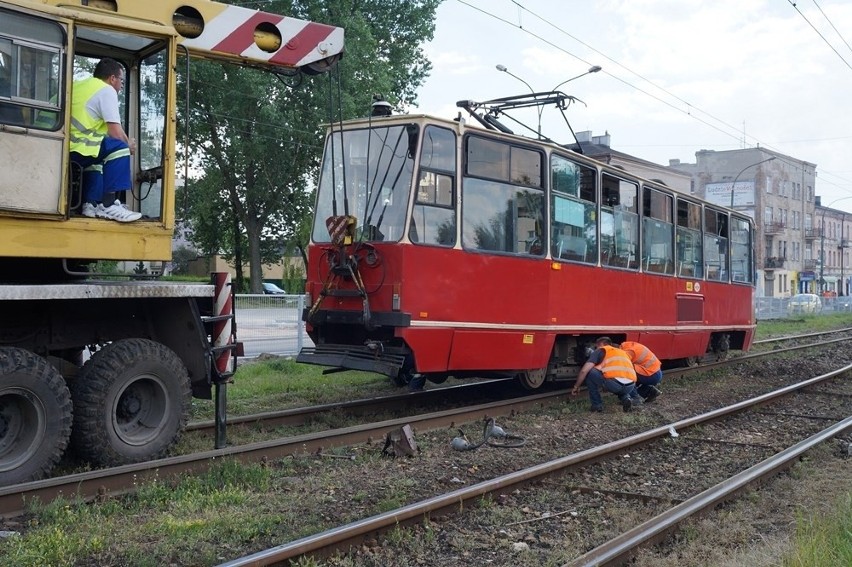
[495,64,602,139]
[495,64,537,137]
[495,64,534,94]
[729,156,776,208]
[551,65,602,92]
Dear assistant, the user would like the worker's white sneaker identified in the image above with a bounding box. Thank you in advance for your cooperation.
[97,200,142,222]
[81,202,99,218]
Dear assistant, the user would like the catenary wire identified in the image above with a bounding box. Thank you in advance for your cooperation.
[788,0,852,70]
[456,0,852,197]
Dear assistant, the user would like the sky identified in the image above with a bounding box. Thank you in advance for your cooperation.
[414,0,852,212]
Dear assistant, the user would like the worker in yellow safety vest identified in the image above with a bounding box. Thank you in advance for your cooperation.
[571,337,644,413]
[69,58,140,222]
[619,341,663,403]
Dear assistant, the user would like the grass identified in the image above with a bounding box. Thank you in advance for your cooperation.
[3,318,851,566]
[783,492,852,567]
[190,357,394,421]
[4,460,284,567]
[754,312,852,339]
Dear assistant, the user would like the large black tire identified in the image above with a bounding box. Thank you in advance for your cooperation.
[0,347,72,486]
[70,339,191,467]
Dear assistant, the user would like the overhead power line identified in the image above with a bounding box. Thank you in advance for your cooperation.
[788,0,852,70]
[452,0,852,196]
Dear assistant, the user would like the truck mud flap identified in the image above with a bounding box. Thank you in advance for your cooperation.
[297,344,406,377]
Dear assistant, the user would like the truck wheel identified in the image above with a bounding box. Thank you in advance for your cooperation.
[0,347,72,486]
[71,339,191,467]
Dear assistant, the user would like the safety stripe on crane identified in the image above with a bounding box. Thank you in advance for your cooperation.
[181,5,343,68]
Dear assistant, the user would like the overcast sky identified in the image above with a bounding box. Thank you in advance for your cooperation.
[414,0,852,212]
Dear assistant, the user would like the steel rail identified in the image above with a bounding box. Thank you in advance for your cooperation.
[216,363,852,566]
[2,338,841,517]
[186,335,849,437]
[185,379,513,432]
[565,415,852,566]
[751,326,852,345]
[0,388,563,518]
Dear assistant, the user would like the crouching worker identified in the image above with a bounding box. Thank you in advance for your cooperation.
[571,337,643,412]
[620,340,663,402]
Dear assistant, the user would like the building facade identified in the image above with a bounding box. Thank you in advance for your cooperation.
[676,148,850,297]
[815,196,851,296]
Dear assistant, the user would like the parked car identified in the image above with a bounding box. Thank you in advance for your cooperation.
[262,282,286,295]
[787,293,822,315]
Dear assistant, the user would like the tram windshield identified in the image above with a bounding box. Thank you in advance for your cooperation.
[312,124,417,243]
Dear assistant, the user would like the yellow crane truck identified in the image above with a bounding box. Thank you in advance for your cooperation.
[0,0,343,485]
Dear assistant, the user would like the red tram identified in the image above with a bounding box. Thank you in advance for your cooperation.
[297,93,756,388]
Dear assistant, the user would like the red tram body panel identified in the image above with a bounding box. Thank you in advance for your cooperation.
[299,111,755,388]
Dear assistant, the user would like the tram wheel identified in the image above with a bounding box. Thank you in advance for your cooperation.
[684,356,702,367]
[517,368,547,390]
[70,339,191,467]
[0,347,72,486]
[712,334,731,361]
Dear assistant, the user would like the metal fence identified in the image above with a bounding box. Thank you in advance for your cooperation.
[235,294,312,358]
[755,295,852,320]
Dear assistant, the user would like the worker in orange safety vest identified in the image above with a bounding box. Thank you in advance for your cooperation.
[571,337,644,412]
[619,341,663,402]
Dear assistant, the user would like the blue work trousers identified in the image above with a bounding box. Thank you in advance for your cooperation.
[585,368,638,409]
[70,136,132,203]
[636,369,663,398]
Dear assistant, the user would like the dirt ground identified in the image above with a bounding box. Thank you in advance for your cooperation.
[319,347,852,566]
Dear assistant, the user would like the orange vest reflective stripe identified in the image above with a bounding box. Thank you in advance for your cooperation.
[621,341,662,376]
[595,346,636,382]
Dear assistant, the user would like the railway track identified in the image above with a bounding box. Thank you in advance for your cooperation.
[183,330,852,440]
[218,365,852,566]
[0,335,848,521]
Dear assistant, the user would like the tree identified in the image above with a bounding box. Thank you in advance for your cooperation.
[178,0,440,292]
[169,247,198,276]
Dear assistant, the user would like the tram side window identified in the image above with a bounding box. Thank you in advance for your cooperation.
[411,126,456,246]
[642,187,674,274]
[0,12,63,130]
[676,199,704,278]
[462,136,544,255]
[730,216,753,283]
[704,208,729,281]
[600,174,639,269]
[551,155,597,264]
